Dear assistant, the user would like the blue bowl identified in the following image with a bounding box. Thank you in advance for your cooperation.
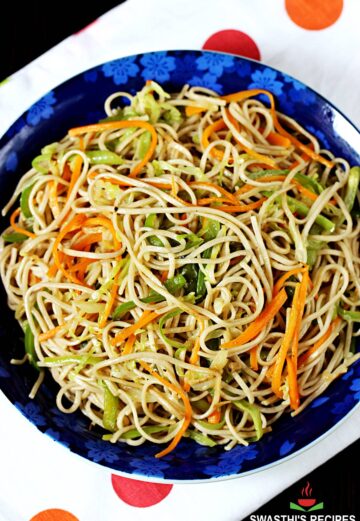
[0,50,359,482]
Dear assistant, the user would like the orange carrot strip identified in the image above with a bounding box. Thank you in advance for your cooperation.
[38,323,65,342]
[201,119,228,161]
[208,408,221,424]
[222,289,287,349]
[67,258,97,273]
[271,284,301,398]
[286,355,300,410]
[122,334,136,355]
[65,155,83,205]
[298,317,342,367]
[10,208,36,239]
[185,105,207,117]
[68,120,157,178]
[214,199,266,213]
[138,361,192,458]
[52,214,88,286]
[196,197,234,206]
[111,309,161,346]
[83,217,121,250]
[99,271,121,329]
[250,345,259,371]
[222,89,334,169]
[189,320,205,365]
[160,270,169,282]
[273,267,307,296]
[266,131,292,148]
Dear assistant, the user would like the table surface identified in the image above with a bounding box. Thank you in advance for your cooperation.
[1,1,359,518]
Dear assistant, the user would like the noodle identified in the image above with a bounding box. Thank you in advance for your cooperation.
[0,81,359,456]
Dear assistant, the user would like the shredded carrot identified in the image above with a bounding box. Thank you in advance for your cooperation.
[298,317,342,367]
[71,233,102,251]
[214,199,266,213]
[65,155,83,205]
[271,284,301,398]
[222,288,287,349]
[208,408,221,424]
[83,217,121,250]
[67,257,97,273]
[10,208,36,239]
[250,345,259,371]
[111,309,161,346]
[273,267,307,296]
[99,270,121,329]
[139,360,192,458]
[189,320,205,365]
[286,355,300,410]
[201,118,229,161]
[38,323,65,342]
[196,196,234,206]
[222,89,334,169]
[160,270,169,282]
[52,214,88,286]
[68,120,157,178]
[121,334,136,356]
[185,105,208,117]
[188,181,239,205]
[266,131,292,148]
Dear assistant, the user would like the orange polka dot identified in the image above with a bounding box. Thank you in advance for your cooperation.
[285,0,343,30]
[30,509,79,521]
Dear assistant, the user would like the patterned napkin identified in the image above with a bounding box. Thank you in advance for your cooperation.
[0,1,359,520]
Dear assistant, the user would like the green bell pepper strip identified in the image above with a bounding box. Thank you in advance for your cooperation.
[159,309,184,348]
[262,191,335,232]
[24,323,39,370]
[32,153,52,174]
[344,166,360,213]
[234,399,263,441]
[42,354,100,366]
[337,305,360,322]
[121,425,167,439]
[86,150,123,165]
[20,183,35,218]
[2,232,27,243]
[197,419,225,431]
[185,430,217,447]
[103,385,120,432]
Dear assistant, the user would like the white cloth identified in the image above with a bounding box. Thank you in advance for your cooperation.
[0,1,359,520]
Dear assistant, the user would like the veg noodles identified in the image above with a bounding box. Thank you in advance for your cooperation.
[1,82,359,457]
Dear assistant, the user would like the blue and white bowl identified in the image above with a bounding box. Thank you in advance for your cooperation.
[0,50,359,481]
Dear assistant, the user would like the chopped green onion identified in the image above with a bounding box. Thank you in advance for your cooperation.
[86,150,123,165]
[112,301,136,319]
[103,385,120,432]
[2,232,27,243]
[24,323,39,370]
[234,399,263,441]
[306,239,325,267]
[294,172,324,194]
[180,264,199,295]
[20,183,35,218]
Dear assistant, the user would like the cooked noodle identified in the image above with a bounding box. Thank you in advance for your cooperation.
[1,81,359,456]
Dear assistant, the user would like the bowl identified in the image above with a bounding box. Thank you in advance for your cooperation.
[0,50,359,482]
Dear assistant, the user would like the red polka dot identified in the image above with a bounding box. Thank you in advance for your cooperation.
[285,0,343,30]
[30,509,79,521]
[111,475,173,508]
[203,29,261,61]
